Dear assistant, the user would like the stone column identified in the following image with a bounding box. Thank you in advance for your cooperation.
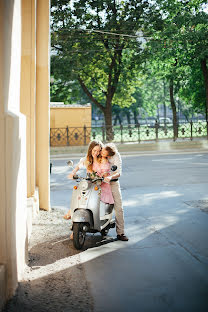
[36,0,50,210]
[20,0,36,198]
[0,0,27,302]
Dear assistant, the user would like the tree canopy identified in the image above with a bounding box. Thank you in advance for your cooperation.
[142,0,208,136]
[51,0,208,139]
[51,0,157,138]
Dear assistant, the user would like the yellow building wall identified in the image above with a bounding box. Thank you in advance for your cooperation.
[50,105,92,146]
[50,106,91,128]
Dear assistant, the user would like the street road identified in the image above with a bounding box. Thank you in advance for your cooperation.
[50,152,208,312]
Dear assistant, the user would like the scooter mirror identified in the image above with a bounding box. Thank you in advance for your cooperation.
[111,165,117,171]
[67,160,74,167]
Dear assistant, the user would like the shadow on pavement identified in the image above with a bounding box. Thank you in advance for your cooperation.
[4,218,208,312]
[28,232,117,267]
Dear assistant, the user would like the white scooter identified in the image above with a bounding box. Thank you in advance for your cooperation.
[67,161,117,250]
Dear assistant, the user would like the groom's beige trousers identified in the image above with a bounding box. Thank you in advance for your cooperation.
[110,180,125,235]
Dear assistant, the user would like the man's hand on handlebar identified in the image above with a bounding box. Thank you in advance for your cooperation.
[104,176,112,183]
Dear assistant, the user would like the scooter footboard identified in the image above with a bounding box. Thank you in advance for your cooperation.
[72,209,93,227]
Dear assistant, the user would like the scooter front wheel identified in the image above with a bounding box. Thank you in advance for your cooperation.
[73,222,86,250]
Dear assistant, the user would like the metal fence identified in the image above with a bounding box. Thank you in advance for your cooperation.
[50,121,208,146]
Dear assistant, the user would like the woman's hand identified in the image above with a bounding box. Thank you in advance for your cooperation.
[102,173,109,178]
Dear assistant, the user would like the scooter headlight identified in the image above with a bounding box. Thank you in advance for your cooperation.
[80,180,89,191]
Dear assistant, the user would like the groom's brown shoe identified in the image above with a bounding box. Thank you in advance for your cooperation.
[117,234,129,241]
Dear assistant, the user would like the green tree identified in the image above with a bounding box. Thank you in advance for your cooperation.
[112,86,143,125]
[50,76,89,104]
[144,0,208,138]
[139,71,170,121]
[179,61,206,116]
[51,0,155,140]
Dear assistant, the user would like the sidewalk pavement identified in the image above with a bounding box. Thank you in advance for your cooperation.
[50,139,208,159]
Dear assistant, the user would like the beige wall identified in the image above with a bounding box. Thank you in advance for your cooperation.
[50,106,91,128]
[0,0,27,306]
[0,0,50,308]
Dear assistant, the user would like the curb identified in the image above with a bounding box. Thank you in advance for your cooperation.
[50,140,208,159]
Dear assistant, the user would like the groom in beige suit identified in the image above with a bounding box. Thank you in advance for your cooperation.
[101,143,128,241]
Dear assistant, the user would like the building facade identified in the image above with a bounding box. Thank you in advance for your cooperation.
[0,0,50,308]
[50,102,92,146]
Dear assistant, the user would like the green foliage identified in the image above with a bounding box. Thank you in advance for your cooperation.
[179,61,206,114]
[143,0,208,115]
[50,0,208,125]
[51,0,155,125]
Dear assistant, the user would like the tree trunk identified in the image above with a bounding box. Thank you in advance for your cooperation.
[126,111,131,125]
[104,100,113,141]
[163,80,167,126]
[184,114,189,122]
[201,58,208,122]
[169,78,178,140]
[78,74,114,141]
[133,111,139,125]
[77,75,113,141]
[114,114,122,126]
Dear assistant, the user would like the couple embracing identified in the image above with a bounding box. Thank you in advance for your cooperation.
[64,140,128,241]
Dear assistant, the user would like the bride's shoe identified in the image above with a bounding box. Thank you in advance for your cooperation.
[63,212,71,220]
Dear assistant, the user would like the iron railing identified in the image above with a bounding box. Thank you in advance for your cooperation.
[50,121,208,146]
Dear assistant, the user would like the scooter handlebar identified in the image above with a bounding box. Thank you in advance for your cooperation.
[72,175,103,183]
[73,174,79,180]
[91,177,103,183]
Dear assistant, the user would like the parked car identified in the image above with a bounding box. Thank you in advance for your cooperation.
[158,117,171,125]
[157,117,172,130]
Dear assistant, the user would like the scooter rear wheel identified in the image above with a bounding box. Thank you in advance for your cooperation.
[73,222,86,250]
